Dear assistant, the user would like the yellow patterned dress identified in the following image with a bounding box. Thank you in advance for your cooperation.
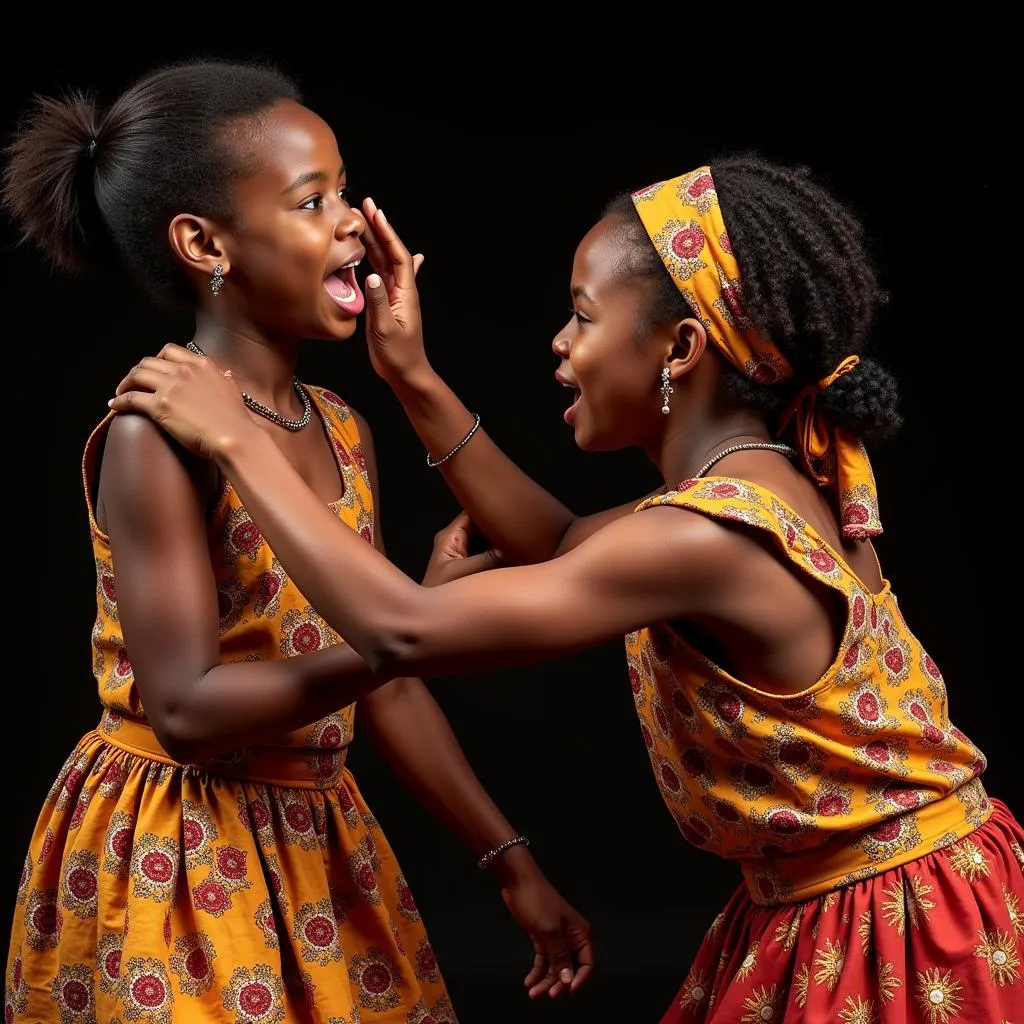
[5,387,456,1023]
[627,477,1024,1023]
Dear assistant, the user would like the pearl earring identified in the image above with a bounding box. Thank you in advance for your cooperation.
[660,367,673,415]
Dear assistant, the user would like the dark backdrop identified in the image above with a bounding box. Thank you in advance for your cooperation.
[2,41,1010,1024]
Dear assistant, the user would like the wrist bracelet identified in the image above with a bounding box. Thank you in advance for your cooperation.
[477,834,530,871]
[426,413,481,468]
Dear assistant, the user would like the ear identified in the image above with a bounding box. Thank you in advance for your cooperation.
[666,316,707,380]
[168,213,230,281]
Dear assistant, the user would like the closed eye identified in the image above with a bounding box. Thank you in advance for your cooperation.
[570,308,592,325]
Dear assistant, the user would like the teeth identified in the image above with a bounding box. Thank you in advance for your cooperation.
[340,258,362,270]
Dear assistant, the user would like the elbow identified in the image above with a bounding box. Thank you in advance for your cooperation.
[147,697,215,764]
[361,629,429,678]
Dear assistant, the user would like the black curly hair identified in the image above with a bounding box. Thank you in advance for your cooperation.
[1,58,302,311]
[603,154,902,445]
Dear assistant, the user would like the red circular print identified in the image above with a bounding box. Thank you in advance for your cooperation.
[399,884,417,914]
[67,867,97,901]
[884,785,921,809]
[884,648,905,673]
[269,870,282,894]
[182,819,204,852]
[259,572,281,602]
[64,767,84,794]
[628,667,641,695]
[672,692,695,719]
[131,974,166,1008]
[416,945,438,974]
[357,864,377,891]
[687,173,715,199]
[870,819,902,842]
[653,703,670,732]
[320,723,343,748]
[102,948,121,981]
[865,741,890,763]
[779,741,810,767]
[163,914,171,946]
[743,764,773,788]
[659,763,682,792]
[304,915,336,948]
[184,948,209,979]
[111,828,133,859]
[337,787,353,812]
[908,702,927,721]
[751,364,778,385]
[101,574,117,602]
[809,550,836,573]
[640,723,654,750]
[922,724,944,745]
[817,794,845,817]
[231,521,262,555]
[768,810,800,834]
[361,964,392,995]
[217,847,247,880]
[852,594,866,629]
[670,225,706,260]
[195,881,228,913]
[249,800,271,830]
[238,982,273,1015]
[12,960,21,989]
[679,817,711,846]
[115,649,132,676]
[932,760,955,774]
[291,623,322,654]
[951,726,970,745]
[62,980,90,1012]
[711,483,741,499]
[719,230,732,254]
[32,901,58,935]
[284,803,312,833]
[321,390,343,406]
[924,655,941,679]
[715,693,742,723]
[141,851,173,884]
[843,502,870,526]
[713,800,741,823]
[856,691,880,722]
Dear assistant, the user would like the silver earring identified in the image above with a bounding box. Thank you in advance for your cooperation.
[210,264,224,297]
[660,367,673,415]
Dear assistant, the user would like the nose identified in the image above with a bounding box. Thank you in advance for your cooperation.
[336,199,365,239]
[551,316,573,357]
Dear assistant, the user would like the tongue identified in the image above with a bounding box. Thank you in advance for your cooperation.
[325,272,355,301]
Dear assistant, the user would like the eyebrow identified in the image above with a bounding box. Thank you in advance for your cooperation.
[283,164,347,195]
[572,285,596,304]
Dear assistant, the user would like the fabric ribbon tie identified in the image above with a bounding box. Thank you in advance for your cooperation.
[631,167,882,540]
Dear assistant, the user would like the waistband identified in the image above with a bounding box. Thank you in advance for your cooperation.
[97,709,349,790]
[742,777,993,905]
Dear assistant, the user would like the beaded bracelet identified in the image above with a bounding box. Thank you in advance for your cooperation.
[425,413,481,468]
[477,834,530,871]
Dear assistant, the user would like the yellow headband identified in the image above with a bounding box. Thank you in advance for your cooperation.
[631,167,881,539]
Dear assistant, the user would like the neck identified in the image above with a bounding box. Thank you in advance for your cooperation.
[191,314,301,404]
[655,411,776,489]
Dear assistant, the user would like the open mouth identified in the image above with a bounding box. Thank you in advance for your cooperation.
[325,257,364,315]
[561,381,582,424]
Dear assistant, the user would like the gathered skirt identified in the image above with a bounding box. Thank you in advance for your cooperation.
[5,729,457,1023]
[664,797,1024,1023]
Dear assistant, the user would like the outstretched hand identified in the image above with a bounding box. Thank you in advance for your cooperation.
[360,196,429,385]
[500,872,595,999]
[422,511,504,586]
[107,343,253,460]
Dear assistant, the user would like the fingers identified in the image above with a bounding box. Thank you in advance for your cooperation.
[413,253,425,277]
[362,196,417,290]
[155,342,202,363]
[114,359,176,396]
[363,274,397,336]
[568,938,594,993]
[107,389,160,416]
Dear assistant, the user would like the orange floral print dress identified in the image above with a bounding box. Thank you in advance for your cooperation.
[5,388,456,1024]
[626,477,1024,1023]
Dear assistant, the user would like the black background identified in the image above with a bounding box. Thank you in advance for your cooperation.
[2,38,1012,1024]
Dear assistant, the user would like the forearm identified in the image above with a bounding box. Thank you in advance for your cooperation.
[359,677,541,885]
[164,643,395,761]
[391,368,579,564]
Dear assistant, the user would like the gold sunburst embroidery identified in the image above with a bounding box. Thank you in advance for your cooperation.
[908,876,936,928]
[877,958,901,1003]
[974,929,1020,986]
[813,938,846,991]
[740,983,781,1023]
[947,838,990,881]
[677,968,711,1013]
[810,891,838,939]
[916,966,963,1023]
[705,911,726,941]
[735,941,759,981]
[858,909,873,956]
[881,879,906,934]
[1004,883,1024,936]
[838,994,879,1024]
[793,963,810,1008]
[1010,839,1024,871]
[881,876,935,935]
[773,908,802,951]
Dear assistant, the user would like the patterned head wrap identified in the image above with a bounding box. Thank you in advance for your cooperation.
[631,167,881,539]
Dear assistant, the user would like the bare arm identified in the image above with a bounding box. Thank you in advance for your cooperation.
[100,414,393,763]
